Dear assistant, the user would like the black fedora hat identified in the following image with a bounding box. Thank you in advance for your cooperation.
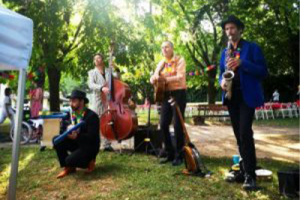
[221,15,245,30]
[67,89,89,104]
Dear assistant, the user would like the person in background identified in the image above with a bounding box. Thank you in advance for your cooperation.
[143,97,150,110]
[272,89,280,102]
[0,88,15,132]
[30,81,43,118]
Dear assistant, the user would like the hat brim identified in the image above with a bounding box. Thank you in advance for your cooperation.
[67,96,89,104]
[221,20,244,30]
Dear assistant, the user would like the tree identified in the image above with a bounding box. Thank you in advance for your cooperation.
[5,0,87,111]
[151,0,230,104]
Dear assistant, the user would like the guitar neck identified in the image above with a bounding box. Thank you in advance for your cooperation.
[174,103,190,144]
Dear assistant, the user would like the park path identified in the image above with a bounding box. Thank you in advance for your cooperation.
[187,124,299,163]
[1,124,299,163]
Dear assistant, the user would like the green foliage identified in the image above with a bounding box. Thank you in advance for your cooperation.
[3,0,299,105]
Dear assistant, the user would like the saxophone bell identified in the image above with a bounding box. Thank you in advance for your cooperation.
[222,70,235,100]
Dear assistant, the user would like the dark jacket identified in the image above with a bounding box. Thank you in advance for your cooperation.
[76,108,100,152]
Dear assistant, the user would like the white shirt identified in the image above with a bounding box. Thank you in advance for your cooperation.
[272,91,280,102]
[2,96,14,115]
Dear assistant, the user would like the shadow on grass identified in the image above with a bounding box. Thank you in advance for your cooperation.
[76,162,123,181]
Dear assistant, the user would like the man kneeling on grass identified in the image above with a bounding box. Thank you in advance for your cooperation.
[53,90,100,178]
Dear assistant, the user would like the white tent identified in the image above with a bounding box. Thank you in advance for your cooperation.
[0,6,33,200]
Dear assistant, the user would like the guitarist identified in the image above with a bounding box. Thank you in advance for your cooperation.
[150,41,187,166]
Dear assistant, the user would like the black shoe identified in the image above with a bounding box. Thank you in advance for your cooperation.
[159,157,173,164]
[225,171,245,183]
[242,175,257,191]
[158,149,168,158]
[103,146,114,152]
[172,158,183,166]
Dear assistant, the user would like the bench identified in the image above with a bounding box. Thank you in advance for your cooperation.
[193,104,229,124]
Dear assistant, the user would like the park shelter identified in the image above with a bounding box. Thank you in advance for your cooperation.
[0,6,33,200]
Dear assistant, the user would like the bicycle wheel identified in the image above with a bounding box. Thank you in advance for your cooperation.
[10,122,32,145]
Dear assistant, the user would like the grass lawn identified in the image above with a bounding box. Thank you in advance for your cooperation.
[253,118,299,128]
[0,120,11,142]
[0,147,298,200]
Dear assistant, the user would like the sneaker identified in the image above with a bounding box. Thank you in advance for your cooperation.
[225,171,245,183]
[172,158,183,166]
[159,157,173,164]
[158,149,167,158]
[242,175,257,190]
[103,146,114,152]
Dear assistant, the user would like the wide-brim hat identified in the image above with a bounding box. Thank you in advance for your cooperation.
[221,15,245,30]
[67,89,89,104]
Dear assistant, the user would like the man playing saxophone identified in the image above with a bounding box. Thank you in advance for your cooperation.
[219,15,268,190]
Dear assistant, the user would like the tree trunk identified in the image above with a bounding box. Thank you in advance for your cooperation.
[207,68,217,104]
[47,67,61,112]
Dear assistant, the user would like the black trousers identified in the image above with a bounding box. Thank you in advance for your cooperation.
[53,137,99,168]
[160,89,186,159]
[226,90,257,178]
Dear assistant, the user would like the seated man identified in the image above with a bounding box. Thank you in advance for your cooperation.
[53,89,100,178]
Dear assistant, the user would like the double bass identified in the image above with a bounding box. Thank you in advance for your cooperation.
[100,42,138,141]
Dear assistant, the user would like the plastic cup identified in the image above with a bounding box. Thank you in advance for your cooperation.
[232,155,240,165]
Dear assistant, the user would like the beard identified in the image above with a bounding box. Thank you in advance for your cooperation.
[71,105,79,111]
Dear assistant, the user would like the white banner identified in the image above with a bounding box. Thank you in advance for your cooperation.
[0,6,33,70]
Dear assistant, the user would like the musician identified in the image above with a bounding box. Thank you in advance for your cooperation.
[53,90,100,178]
[150,41,187,166]
[219,15,267,190]
[88,53,114,152]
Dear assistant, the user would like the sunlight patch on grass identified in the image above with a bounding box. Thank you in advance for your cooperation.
[0,152,35,196]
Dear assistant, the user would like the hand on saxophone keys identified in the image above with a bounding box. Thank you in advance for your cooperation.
[227,57,242,71]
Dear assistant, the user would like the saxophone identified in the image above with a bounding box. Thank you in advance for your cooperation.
[222,36,235,100]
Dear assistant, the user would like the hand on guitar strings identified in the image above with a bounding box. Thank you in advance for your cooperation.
[150,75,166,84]
[150,74,159,84]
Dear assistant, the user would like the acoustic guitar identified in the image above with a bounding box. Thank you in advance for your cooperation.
[154,77,166,103]
[169,97,210,176]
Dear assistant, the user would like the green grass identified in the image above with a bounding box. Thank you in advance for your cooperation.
[0,120,11,142]
[136,110,160,125]
[253,118,299,128]
[0,147,298,200]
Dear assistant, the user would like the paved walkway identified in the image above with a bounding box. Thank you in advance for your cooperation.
[187,124,299,163]
[1,124,299,163]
